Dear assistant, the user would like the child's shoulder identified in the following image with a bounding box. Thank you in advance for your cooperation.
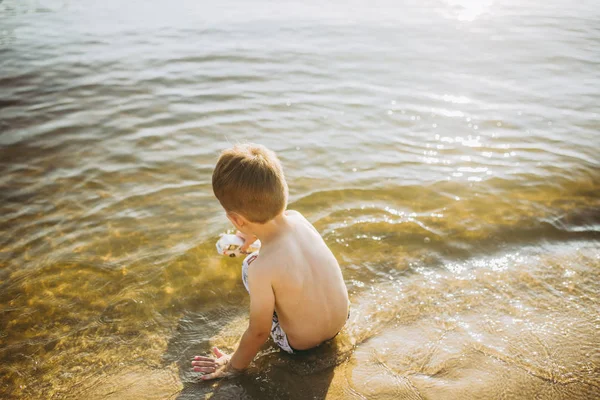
[246,253,273,278]
[285,209,310,225]
[285,209,303,218]
[286,209,319,235]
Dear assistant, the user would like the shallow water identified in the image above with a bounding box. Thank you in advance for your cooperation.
[1,0,599,399]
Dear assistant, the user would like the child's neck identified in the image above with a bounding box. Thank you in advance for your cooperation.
[251,213,289,245]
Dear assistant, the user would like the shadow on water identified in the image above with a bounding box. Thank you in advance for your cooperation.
[171,338,341,400]
[162,267,348,400]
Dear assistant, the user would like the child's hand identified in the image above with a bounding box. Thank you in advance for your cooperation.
[191,347,240,380]
[235,231,258,253]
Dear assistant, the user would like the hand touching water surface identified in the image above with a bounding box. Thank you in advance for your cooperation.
[191,347,241,380]
[191,233,258,381]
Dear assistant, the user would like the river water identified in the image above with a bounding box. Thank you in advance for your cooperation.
[1,0,599,399]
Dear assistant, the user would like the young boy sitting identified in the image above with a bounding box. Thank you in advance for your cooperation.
[191,143,350,380]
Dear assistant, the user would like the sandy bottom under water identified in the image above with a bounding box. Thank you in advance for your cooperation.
[59,241,599,400]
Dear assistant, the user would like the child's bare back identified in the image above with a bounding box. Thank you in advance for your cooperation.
[253,210,349,350]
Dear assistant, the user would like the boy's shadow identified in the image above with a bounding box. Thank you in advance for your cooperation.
[164,308,340,400]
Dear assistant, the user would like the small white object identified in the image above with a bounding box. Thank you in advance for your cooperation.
[216,234,261,257]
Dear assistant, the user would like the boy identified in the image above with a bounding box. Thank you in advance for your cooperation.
[191,143,349,380]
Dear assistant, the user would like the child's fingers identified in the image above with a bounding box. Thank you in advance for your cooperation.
[201,371,219,380]
[193,366,216,373]
[212,347,224,358]
[193,356,213,361]
[191,360,215,367]
[240,236,256,251]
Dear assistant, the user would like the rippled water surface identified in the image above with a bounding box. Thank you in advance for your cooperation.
[1,0,599,399]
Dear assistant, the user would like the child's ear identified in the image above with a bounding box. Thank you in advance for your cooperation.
[226,212,245,229]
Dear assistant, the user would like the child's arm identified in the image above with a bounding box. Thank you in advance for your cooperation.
[194,264,274,380]
[229,266,274,369]
[236,230,258,252]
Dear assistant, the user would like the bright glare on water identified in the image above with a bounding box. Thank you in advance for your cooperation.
[0,0,599,399]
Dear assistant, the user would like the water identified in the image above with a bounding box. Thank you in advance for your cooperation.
[1,0,599,398]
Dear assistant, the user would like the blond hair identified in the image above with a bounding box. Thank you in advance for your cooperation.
[212,143,288,223]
